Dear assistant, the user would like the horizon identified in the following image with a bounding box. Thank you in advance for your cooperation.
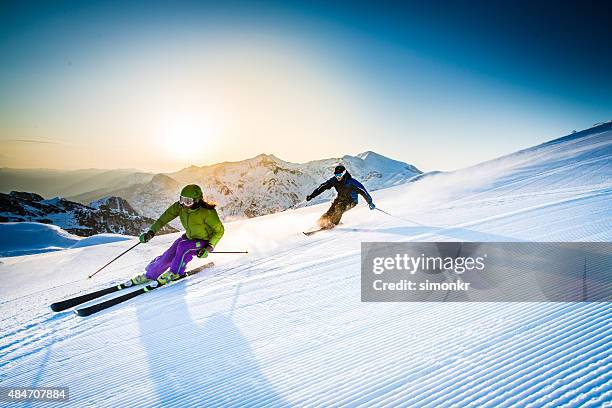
[0,149,406,174]
[1,120,605,175]
[1,1,611,173]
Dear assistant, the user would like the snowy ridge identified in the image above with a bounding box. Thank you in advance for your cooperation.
[99,151,422,222]
[0,124,610,406]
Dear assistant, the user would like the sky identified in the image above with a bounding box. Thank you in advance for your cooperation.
[0,0,610,173]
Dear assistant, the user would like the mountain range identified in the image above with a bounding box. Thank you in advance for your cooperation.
[1,151,422,223]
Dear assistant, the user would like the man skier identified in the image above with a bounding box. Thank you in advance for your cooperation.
[306,165,375,229]
[132,184,224,285]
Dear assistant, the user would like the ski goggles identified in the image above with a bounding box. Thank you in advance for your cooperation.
[334,170,346,179]
[179,196,195,206]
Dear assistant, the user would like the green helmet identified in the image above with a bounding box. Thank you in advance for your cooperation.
[180,184,203,200]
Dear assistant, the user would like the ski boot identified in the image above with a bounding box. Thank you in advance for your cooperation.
[123,273,150,288]
[156,271,181,286]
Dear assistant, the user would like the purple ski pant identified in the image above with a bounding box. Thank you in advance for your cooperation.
[145,235,209,280]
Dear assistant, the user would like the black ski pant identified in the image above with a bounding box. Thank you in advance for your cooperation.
[318,198,357,228]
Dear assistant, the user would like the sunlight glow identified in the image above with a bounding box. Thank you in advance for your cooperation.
[156,112,212,163]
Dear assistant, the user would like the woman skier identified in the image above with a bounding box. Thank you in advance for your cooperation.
[306,165,375,229]
[133,184,224,285]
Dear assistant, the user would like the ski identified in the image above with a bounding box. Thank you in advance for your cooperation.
[303,228,335,236]
[74,262,214,317]
[50,284,128,312]
[50,262,214,312]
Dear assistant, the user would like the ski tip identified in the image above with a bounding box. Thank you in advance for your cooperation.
[74,309,89,317]
[49,303,61,312]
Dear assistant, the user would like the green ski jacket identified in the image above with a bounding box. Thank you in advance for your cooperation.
[150,202,224,247]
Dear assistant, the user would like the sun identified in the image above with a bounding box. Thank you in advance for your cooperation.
[156,113,210,163]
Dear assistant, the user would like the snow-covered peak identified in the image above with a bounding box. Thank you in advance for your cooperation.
[356,150,386,161]
[355,150,421,173]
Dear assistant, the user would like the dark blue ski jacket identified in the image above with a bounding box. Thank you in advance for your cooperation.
[309,171,373,204]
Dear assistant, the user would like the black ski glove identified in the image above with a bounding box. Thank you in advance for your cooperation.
[197,244,214,258]
[139,230,155,243]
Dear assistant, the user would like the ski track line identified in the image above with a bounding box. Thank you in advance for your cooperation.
[513,355,610,408]
[213,300,604,404]
[0,313,111,376]
[0,285,152,359]
[426,314,610,407]
[430,310,608,403]
[363,303,604,407]
[368,310,608,406]
[318,303,606,407]
[261,304,569,406]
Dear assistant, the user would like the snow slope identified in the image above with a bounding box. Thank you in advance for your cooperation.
[0,222,131,257]
[0,124,610,407]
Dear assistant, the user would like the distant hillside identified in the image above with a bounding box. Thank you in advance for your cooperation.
[0,168,153,202]
[0,192,177,237]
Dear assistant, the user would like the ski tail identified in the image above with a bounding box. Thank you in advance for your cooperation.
[75,287,146,317]
[74,262,214,317]
[50,285,121,312]
[303,226,336,236]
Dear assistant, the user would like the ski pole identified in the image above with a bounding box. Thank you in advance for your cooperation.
[213,251,249,254]
[88,242,140,279]
[375,207,427,227]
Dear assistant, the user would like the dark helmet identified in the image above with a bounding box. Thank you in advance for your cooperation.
[334,165,346,175]
[180,184,203,201]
